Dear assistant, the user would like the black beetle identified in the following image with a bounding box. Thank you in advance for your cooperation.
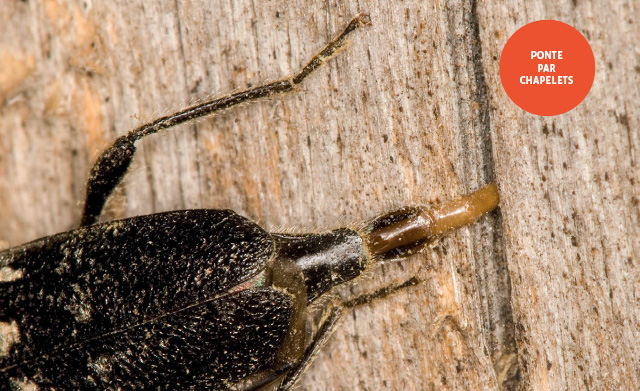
[0,14,499,391]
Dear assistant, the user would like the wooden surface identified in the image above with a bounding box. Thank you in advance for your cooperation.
[0,1,637,390]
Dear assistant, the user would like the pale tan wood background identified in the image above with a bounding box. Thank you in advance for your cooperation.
[0,1,637,390]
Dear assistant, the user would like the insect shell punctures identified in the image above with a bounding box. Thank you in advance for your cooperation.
[0,13,499,391]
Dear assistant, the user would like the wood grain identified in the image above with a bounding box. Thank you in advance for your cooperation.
[0,1,637,390]
[481,2,640,390]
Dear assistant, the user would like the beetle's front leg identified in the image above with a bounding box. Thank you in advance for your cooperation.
[79,13,371,227]
[274,306,343,391]
[270,277,422,391]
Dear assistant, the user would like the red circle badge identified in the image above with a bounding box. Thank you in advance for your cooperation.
[499,20,595,116]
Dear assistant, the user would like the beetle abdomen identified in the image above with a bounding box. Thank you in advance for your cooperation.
[0,209,278,389]
[1,288,292,390]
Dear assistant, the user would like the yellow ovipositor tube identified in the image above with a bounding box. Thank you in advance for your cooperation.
[365,182,500,257]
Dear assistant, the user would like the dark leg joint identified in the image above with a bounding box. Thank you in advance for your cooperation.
[81,135,136,226]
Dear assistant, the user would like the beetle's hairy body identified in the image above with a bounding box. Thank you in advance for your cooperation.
[0,14,379,390]
[0,210,294,390]
[0,192,499,390]
[0,208,374,390]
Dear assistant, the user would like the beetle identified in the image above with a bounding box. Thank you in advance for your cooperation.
[0,13,499,391]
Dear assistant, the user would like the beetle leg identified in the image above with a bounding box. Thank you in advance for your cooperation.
[79,13,371,226]
[275,306,343,391]
[273,277,422,391]
[235,306,343,391]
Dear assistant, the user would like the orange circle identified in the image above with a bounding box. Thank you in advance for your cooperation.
[499,20,595,116]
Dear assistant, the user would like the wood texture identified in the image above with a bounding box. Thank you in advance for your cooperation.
[0,1,637,390]
[481,2,640,390]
